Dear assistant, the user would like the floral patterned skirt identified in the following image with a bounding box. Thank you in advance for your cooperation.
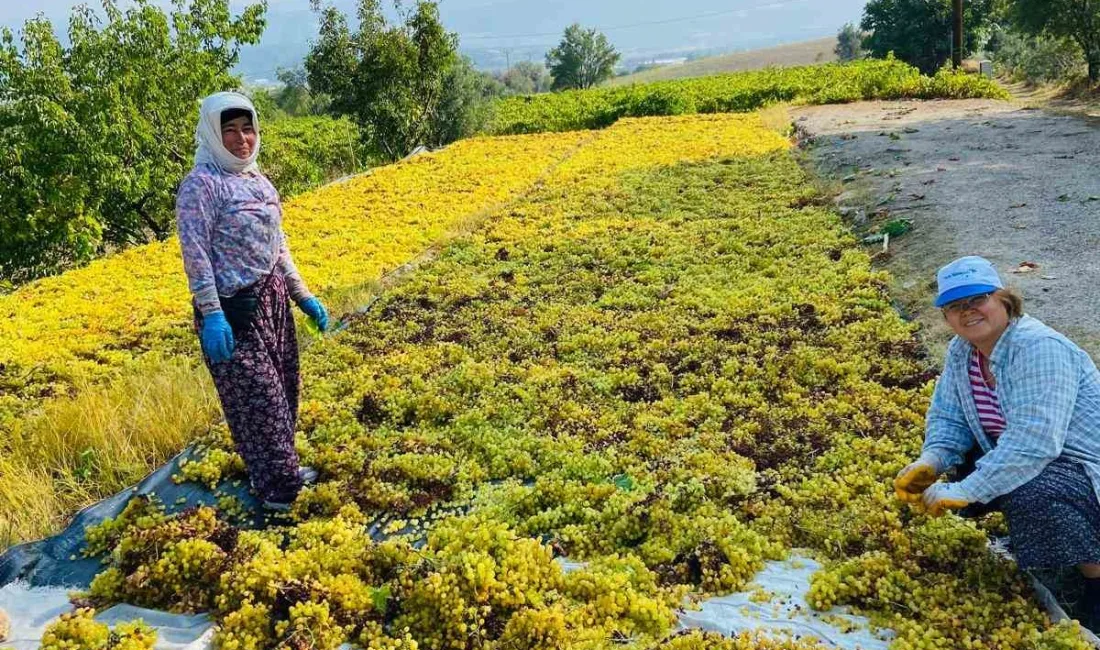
[976,456,1100,569]
[193,272,303,503]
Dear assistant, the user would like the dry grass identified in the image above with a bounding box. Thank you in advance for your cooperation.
[0,356,220,548]
[607,37,838,87]
[1002,78,1100,119]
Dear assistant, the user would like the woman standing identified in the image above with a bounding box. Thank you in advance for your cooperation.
[895,256,1100,626]
[176,92,329,510]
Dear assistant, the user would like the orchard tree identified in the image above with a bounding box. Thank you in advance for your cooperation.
[306,0,464,161]
[835,23,864,61]
[1010,0,1100,82]
[546,24,620,90]
[861,0,993,74]
[498,60,552,94]
[430,57,503,145]
[273,66,330,116]
[0,0,265,282]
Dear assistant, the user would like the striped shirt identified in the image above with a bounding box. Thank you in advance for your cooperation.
[969,349,1006,439]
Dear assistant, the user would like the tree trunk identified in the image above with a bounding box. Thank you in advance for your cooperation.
[1088,41,1100,82]
[953,0,964,69]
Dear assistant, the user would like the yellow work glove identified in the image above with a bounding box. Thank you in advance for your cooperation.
[920,482,971,517]
[893,454,943,503]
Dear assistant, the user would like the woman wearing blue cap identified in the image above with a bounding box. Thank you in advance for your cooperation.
[894,255,1100,625]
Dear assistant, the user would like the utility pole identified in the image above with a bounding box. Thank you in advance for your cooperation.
[953,0,963,69]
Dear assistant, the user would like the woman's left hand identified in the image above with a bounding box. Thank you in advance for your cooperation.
[297,297,330,332]
[920,482,971,517]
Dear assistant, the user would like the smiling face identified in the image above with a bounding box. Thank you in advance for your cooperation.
[221,115,257,160]
[942,292,1011,351]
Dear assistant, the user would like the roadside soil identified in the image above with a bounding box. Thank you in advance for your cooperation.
[791,98,1100,360]
[1003,79,1100,119]
[792,95,1100,639]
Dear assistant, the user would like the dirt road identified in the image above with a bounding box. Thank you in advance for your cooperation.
[792,99,1100,359]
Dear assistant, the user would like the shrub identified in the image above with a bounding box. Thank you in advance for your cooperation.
[260,116,368,197]
[486,59,1008,136]
[992,28,1085,84]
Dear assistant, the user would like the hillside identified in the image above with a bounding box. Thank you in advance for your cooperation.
[607,37,839,86]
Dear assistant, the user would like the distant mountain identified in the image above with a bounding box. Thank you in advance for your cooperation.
[1,0,867,82]
[236,0,866,81]
[607,36,841,86]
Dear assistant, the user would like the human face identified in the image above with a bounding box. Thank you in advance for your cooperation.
[942,292,1010,350]
[221,115,257,159]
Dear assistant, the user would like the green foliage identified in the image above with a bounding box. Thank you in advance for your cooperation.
[0,0,265,284]
[306,0,470,161]
[836,23,864,61]
[275,66,332,116]
[1009,0,1100,81]
[992,26,1084,83]
[497,60,553,95]
[260,116,368,197]
[430,57,502,146]
[546,23,621,91]
[487,59,1009,135]
[860,0,993,74]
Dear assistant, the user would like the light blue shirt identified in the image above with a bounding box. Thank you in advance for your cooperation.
[923,315,1100,504]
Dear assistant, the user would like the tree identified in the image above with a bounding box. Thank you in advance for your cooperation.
[0,0,265,283]
[835,22,864,61]
[1010,0,1100,82]
[306,0,464,161]
[497,61,552,95]
[861,0,993,74]
[273,66,330,116]
[546,24,620,90]
[430,57,503,144]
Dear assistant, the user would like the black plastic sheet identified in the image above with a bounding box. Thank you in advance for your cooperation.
[0,444,273,589]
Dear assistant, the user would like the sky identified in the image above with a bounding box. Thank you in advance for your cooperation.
[3,0,867,78]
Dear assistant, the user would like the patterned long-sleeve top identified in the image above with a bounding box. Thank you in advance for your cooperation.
[176,164,312,315]
[922,315,1100,505]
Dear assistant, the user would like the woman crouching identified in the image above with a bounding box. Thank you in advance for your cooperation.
[895,256,1100,625]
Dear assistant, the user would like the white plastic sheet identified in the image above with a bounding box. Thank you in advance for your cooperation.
[4,555,884,650]
[675,554,892,649]
[6,551,1095,650]
[560,552,892,648]
[0,582,212,650]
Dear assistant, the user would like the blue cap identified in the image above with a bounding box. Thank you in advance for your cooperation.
[935,256,1003,307]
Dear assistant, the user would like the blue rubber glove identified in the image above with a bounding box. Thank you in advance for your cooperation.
[201,311,235,363]
[297,297,329,332]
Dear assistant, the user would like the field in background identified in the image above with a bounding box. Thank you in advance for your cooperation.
[608,37,839,86]
[489,59,1008,136]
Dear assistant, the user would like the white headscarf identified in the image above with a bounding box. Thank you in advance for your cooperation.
[193,91,261,174]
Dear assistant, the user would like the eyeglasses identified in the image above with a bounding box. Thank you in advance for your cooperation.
[942,292,993,315]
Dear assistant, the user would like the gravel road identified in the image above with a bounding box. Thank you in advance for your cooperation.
[792,99,1100,358]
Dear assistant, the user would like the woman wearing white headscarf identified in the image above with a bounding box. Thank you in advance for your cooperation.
[175,91,328,510]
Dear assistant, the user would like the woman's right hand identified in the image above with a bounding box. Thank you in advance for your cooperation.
[201,311,235,363]
[894,454,943,503]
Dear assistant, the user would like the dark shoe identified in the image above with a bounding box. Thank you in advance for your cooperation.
[1080,577,1100,631]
